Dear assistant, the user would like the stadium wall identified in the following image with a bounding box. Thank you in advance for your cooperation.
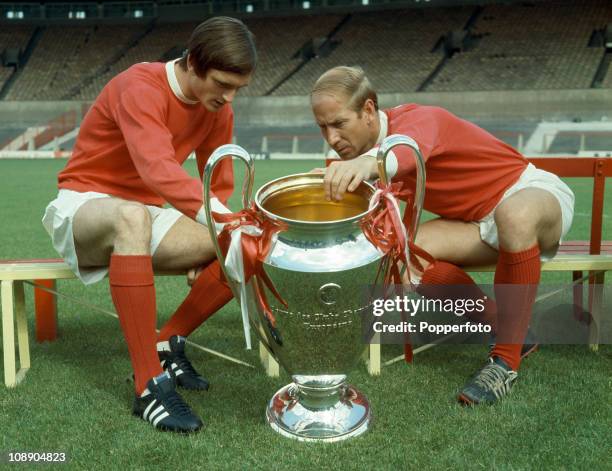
[0,89,609,128]
[234,89,612,127]
[0,101,84,127]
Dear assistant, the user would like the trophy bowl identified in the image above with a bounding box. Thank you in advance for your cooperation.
[203,137,425,442]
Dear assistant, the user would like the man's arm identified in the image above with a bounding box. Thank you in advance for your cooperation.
[113,85,211,221]
[388,105,446,180]
[194,106,235,225]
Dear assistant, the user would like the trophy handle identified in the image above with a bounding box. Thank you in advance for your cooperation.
[376,134,426,242]
[202,144,254,290]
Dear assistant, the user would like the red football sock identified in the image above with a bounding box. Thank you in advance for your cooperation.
[419,261,498,332]
[109,254,162,395]
[157,260,233,342]
[491,245,541,371]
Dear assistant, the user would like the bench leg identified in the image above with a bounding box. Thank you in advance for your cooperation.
[367,344,381,376]
[2,280,17,387]
[572,271,584,321]
[259,341,279,377]
[34,279,57,342]
[365,333,381,376]
[2,280,30,387]
[588,272,604,351]
[14,281,30,379]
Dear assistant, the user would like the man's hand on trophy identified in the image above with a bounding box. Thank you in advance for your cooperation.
[323,155,378,201]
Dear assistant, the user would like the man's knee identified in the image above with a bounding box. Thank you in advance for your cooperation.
[116,203,151,231]
[413,230,436,271]
[114,204,152,248]
[494,201,539,250]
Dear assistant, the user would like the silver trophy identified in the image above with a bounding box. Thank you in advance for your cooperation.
[203,135,425,442]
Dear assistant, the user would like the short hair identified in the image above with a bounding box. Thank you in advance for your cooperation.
[311,66,378,113]
[178,17,257,77]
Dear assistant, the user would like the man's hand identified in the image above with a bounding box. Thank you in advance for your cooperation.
[323,155,378,201]
[187,266,205,286]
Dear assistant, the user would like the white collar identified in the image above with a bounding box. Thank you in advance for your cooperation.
[165,59,199,105]
[375,110,388,146]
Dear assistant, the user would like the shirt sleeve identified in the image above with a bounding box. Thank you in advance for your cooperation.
[195,106,235,206]
[112,85,206,220]
[389,106,448,181]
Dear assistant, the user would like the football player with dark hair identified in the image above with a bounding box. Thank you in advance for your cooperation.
[43,17,256,432]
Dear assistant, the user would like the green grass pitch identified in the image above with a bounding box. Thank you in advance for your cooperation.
[0,159,610,469]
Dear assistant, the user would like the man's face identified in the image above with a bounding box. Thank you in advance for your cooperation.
[186,67,251,112]
[311,93,376,160]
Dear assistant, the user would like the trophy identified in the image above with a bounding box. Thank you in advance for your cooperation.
[203,135,425,442]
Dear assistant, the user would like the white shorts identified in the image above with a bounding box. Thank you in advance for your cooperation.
[42,189,183,285]
[478,163,575,261]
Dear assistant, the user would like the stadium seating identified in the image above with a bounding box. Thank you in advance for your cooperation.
[0,67,13,91]
[75,23,194,101]
[271,7,473,95]
[0,24,33,52]
[0,25,34,92]
[602,64,612,89]
[428,1,611,91]
[241,14,345,96]
[4,25,141,100]
[0,1,610,98]
[66,25,147,100]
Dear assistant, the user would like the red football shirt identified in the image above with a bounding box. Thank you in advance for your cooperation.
[387,104,527,221]
[58,61,234,221]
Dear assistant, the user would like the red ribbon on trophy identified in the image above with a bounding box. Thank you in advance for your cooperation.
[213,204,288,328]
[361,181,434,284]
[361,180,435,363]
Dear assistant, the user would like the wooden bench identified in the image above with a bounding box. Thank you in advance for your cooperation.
[1,259,71,387]
[0,260,262,387]
[0,260,187,387]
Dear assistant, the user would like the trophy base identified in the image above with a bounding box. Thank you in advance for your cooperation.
[266,382,371,442]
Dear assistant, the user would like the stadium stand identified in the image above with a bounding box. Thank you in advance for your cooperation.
[0,2,610,99]
[4,25,141,100]
[0,67,13,91]
[271,7,473,95]
[0,0,612,100]
[0,25,34,93]
[65,25,148,100]
[235,125,324,154]
[74,22,193,101]
[602,65,612,89]
[427,1,612,91]
[241,14,345,96]
[0,24,33,52]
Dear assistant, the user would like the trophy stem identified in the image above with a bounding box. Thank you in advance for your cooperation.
[266,376,371,442]
[297,382,344,410]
